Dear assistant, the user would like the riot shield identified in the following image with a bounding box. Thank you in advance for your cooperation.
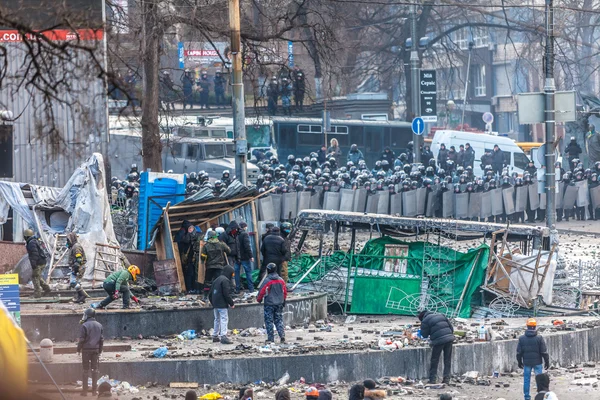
[339,189,355,212]
[297,191,312,214]
[281,192,298,219]
[323,192,341,211]
[416,188,427,215]
[480,191,492,219]
[591,185,600,209]
[442,190,454,218]
[502,187,516,215]
[515,186,527,213]
[258,196,275,221]
[454,193,469,219]
[426,189,439,217]
[562,185,578,210]
[555,182,564,209]
[353,188,368,212]
[539,192,546,210]
[310,187,323,209]
[575,181,589,207]
[468,192,482,219]
[270,194,282,222]
[527,184,539,210]
[390,193,403,215]
[403,190,417,217]
[377,191,390,214]
[491,188,504,216]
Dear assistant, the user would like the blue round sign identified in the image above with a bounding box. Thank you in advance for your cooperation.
[412,117,425,135]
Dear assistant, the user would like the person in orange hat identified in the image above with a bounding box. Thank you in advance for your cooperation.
[517,318,550,400]
[305,387,319,400]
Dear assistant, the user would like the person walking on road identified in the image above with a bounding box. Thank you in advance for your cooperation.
[257,262,287,343]
[517,318,550,400]
[418,309,455,384]
[209,265,235,344]
[24,229,51,298]
[77,308,103,396]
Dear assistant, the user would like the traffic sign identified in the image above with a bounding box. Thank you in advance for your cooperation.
[420,70,438,122]
[412,117,425,135]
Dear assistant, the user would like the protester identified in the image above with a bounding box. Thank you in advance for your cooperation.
[176,220,200,294]
[517,318,550,400]
[259,226,288,282]
[276,388,291,400]
[418,309,455,384]
[349,384,365,400]
[96,266,141,309]
[24,229,51,298]
[186,390,198,400]
[235,221,254,293]
[66,232,87,289]
[209,265,235,344]
[201,231,231,300]
[534,373,558,400]
[77,308,103,396]
[257,262,287,343]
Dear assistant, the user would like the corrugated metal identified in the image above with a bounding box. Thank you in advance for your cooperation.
[0,41,108,186]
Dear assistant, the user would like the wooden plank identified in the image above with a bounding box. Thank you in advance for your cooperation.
[251,200,261,268]
[167,205,186,293]
[169,206,237,219]
[169,382,199,389]
[168,197,256,211]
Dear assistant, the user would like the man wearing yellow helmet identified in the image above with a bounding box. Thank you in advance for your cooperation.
[95,265,141,309]
[517,318,550,400]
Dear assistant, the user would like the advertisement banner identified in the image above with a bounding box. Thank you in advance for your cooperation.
[0,274,20,326]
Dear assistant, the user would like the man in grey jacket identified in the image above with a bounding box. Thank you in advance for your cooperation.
[78,308,103,396]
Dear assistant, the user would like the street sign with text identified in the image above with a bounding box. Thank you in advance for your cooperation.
[420,70,437,122]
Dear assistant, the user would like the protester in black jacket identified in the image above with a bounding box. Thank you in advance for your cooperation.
[219,220,240,264]
[517,318,550,400]
[258,227,288,283]
[209,265,235,344]
[78,308,103,396]
[234,222,255,293]
[419,310,455,384]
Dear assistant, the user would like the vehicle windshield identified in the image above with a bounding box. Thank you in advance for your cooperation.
[246,125,271,148]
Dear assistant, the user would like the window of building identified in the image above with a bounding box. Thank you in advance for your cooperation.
[298,124,322,133]
[472,27,489,48]
[332,125,348,134]
[204,144,225,159]
[474,65,486,97]
[454,28,468,50]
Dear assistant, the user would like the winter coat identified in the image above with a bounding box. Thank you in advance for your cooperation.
[209,266,235,309]
[525,165,537,176]
[237,229,253,261]
[517,329,550,367]
[219,221,240,261]
[457,150,465,167]
[181,74,194,92]
[565,140,582,158]
[347,149,365,164]
[260,233,288,267]
[26,236,47,268]
[78,318,104,353]
[448,150,457,163]
[257,272,287,306]
[492,148,505,170]
[104,270,133,291]
[437,148,448,166]
[464,147,475,168]
[419,311,454,346]
[422,149,434,165]
[317,149,328,164]
[201,238,231,269]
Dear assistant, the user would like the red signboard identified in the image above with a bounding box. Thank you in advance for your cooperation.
[0,29,103,42]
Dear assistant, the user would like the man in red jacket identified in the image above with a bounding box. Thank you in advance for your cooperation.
[257,263,287,343]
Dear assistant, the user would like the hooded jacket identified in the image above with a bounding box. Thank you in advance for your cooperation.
[517,328,549,367]
[419,310,454,346]
[25,236,47,268]
[209,265,235,309]
[257,272,287,306]
[219,221,240,261]
[260,232,288,266]
[201,238,231,269]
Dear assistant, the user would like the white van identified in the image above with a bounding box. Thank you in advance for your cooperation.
[429,130,530,177]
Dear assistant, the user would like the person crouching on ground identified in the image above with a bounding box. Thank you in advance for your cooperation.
[418,309,455,384]
[257,262,287,343]
[209,265,235,344]
[517,318,550,400]
[95,265,141,309]
[535,373,558,400]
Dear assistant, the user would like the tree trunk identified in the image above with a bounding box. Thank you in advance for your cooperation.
[141,0,162,173]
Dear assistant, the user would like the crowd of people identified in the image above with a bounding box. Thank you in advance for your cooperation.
[158,69,229,111]
[266,66,306,115]
[249,138,600,222]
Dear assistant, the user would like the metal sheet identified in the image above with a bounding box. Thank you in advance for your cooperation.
[390,193,402,215]
[591,186,600,209]
[454,193,469,218]
[491,188,504,216]
[502,187,515,215]
[402,191,417,217]
[339,189,355,212]
[575,181,589,207]
[353,188,368,213]
[562,185,578,209]
[425,189,439,217]
[468,192,482,219]
[258,196,275,221]
[377,191,390,214]
[442,190,454,218]
[415,188,426,216]
[323,192,341,211]
[515,186,528,213]
[310,187,323,209]
[527,184,539,210]
[480,191,492,219]
[270,194,282,222]
[555,182,563,209]
[281,192,298,219]
[366,193,379,214]
[297,191,312,214]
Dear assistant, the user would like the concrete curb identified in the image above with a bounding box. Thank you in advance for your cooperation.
[30,325,600,385]
[22,293,327,342]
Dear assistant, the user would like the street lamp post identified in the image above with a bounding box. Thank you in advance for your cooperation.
[446,99,455,128]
